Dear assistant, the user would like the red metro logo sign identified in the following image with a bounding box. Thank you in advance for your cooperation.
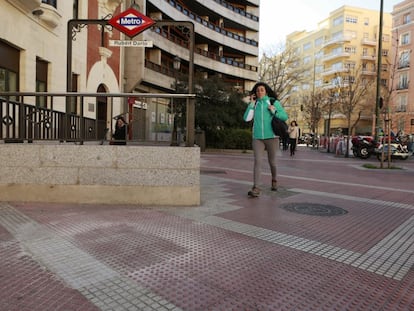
[108,8,155,38]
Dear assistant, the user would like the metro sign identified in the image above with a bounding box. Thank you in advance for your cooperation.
[108,8,155,38]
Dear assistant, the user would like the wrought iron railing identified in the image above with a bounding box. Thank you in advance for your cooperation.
[0,92,196,144]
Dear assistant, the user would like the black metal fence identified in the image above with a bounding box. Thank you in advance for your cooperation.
[0,92,195,144]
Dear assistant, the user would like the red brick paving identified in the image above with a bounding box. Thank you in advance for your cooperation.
[0,147,413,310]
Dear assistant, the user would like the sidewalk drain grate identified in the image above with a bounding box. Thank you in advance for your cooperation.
[280,203,348,216]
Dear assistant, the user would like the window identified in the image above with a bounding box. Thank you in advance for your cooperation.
[332,31,343,40]
[315,50,324,59]
[332,46,342,55]
[364,18,369,26]
[333,16,343,26]
[345,15,358,24]
[42,0,57,8]
[303,42,312,51]
[398,72,409,89]
[315,64,323,74]
[0,68,17,93]
[332,61,343,71]
[303,55,311,65]
[36,58,48,108]
[344,46,356,54]
[397,94,407,112]
[345,62,355,70]
[401,33,410,45]
[314,37,323,47]
[0,41,19,94]
[403,13,411,24]
[399,51,410,68]
[382,50,388,57]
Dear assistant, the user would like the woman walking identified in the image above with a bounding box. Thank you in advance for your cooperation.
[288,120,300,156]
[243,82,288,197]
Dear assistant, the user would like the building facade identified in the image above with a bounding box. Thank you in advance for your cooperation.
[283,6,392,137]
[0,0,260,142]
[391,0,414,135]
[123,0,259,141]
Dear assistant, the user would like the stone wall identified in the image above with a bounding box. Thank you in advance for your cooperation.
[0,144,200,206]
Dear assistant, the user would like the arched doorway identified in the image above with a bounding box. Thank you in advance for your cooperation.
[96,84,108,140]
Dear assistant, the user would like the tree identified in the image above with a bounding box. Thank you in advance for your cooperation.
[194,75,246,131]
[335,67,376,157]
[258,44,306,101]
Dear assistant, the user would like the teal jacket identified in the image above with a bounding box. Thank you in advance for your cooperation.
[243,95,288,139]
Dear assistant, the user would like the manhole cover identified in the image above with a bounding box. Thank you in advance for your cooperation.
[280,203,348,216]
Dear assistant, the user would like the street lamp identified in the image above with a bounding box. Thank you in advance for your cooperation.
[374,0,384,141]
[170,56,181,146]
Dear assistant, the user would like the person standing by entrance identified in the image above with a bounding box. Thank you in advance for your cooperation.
[112,116,128,145]
[288,120,300,156]
[243,82,288,197]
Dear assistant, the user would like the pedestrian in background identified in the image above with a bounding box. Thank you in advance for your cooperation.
[243,82,288,197]
[112,116,128,145]
[288,120,300,156]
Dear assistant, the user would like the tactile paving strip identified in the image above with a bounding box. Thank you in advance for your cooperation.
[168,176,414,281]
[0,203,182,311]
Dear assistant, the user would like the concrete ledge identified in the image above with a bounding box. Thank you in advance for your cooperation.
[0,184,199,205]
[0,144,200,206]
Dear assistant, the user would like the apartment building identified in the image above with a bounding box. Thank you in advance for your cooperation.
[0,0,260,142]
[124,0,260,140]
[284,6,392,137]
[391,0,414,135]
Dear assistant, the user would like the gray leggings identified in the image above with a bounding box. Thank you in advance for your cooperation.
[252,138,278,187]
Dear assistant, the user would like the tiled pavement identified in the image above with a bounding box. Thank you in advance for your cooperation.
[1,147,414,310]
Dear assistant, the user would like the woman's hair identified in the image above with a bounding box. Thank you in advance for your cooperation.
[116,116,126,124]
[291,120,298,126]
[250,82,278,100]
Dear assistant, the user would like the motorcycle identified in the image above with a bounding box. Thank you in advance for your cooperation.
[375,143,412,161]
[351,136,377,159]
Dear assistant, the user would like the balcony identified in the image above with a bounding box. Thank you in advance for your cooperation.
[148,28,258,75]
[164,0,258,47]
[322,35,352,48]
[361,54,376,61]
[361,70,376,76]
[212,0,259,22]
[322,52,351,62]
[361,38,377,46]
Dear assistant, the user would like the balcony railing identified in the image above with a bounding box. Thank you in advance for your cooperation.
[166,0,258,47]
[152,28,258,72]
[212,0,259,21]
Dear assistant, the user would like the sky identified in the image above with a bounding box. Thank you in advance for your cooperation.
[259,0,401,52]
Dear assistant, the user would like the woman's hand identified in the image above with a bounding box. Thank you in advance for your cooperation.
[268,105,276,113]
